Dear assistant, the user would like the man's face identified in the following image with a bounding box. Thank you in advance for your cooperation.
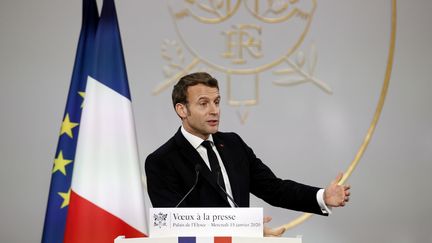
[178,84,220,140]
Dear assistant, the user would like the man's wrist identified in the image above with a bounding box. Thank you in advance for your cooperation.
[317,189,332,215]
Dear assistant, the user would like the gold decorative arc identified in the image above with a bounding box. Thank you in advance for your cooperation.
[280,0,397,231]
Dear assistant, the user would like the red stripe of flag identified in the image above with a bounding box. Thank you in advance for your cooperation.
[64,190,145,243]
[215,237,232,243]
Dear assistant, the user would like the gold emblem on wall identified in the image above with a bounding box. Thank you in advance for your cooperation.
[153,0,330,124]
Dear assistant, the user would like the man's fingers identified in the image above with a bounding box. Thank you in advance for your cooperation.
[263,216,272,223]
[264,226,286,237]
[326,174,352,208]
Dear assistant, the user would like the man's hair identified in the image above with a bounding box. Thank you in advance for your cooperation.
[172,72,219,108]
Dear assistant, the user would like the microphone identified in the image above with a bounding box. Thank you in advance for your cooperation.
[175,164,201,207]
[216,171,239,208]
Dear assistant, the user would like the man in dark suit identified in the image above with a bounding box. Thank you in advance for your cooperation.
[145,72,350,216]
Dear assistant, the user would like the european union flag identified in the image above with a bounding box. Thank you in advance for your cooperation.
[41,0,99,242]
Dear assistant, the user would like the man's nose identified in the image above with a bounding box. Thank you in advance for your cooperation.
[209,103,219,114]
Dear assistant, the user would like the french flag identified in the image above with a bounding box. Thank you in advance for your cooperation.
[63,0,147,242]
[179,237,232,243]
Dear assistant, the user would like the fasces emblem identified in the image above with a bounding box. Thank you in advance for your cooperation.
[153,212,168,228]
[154,0,330,123]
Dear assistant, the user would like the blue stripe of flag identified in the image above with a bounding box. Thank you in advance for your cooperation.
[179,236,196,243]
[90,0,131,100]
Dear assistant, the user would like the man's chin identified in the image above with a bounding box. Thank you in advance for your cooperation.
[208,126,219,134]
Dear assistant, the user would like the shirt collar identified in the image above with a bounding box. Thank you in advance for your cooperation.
[181,126,214,149]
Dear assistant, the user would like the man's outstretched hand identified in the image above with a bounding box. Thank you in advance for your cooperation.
[263,216,286,237]
[324,172,351,207]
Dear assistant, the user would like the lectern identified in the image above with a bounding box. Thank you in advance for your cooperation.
[115,208,302,243]
[115,236,301,243]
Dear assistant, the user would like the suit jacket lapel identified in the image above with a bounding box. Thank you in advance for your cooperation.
[213,134,241,206]
[174,129,229,204]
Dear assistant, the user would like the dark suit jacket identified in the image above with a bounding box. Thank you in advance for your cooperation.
[145,128,326,215]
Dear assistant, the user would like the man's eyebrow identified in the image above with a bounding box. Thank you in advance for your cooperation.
[197,95,220,101]
[197,96,210,101]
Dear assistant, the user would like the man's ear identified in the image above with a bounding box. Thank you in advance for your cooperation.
[175,103,187,119]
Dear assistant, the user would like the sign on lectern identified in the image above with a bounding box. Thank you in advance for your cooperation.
[149,208,263,237]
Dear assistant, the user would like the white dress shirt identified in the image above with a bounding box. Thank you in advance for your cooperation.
[181,126,235,207]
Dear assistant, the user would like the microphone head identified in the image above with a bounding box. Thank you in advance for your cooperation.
[194,164,202,173]
[175,164,201,208]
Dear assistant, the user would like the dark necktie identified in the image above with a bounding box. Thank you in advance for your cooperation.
[201,141,226,190]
